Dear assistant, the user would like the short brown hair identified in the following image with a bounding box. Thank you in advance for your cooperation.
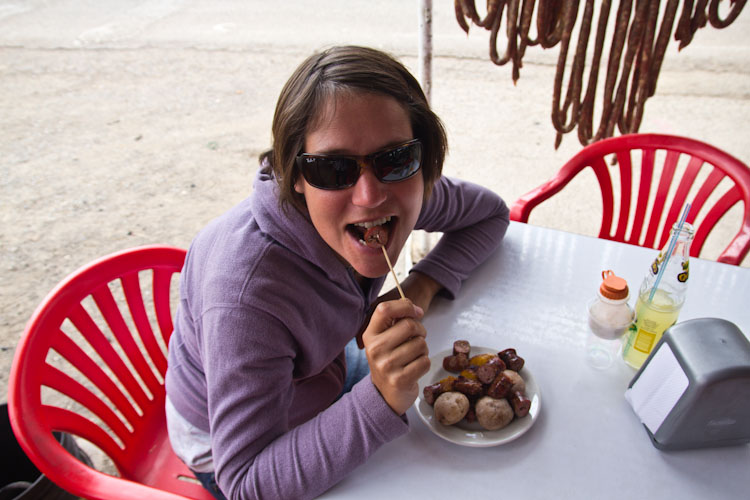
[261,45,447,211]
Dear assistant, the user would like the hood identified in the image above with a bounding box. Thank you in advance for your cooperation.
[250,166,358,290]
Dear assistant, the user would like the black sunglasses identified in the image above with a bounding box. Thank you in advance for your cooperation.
[295,139,422,190]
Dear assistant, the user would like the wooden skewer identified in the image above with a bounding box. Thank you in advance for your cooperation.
[375,235,406,300]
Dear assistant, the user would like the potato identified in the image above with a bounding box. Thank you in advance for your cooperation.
[502,369,526,394]
[475,396,514,430]
[433,392,470,425]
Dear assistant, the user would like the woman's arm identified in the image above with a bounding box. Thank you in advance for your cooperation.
[200,305,410,500]
[411,176,510,299]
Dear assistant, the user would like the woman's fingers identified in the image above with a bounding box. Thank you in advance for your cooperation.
[367,298,423,331]
[368,326,427,373]
[383,336,431,388]
[368,335,430,415]
[362,298,430,415]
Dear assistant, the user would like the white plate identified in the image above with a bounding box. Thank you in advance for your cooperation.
[415,346,541,447]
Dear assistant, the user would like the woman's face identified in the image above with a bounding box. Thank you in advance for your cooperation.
[295,91,424,279]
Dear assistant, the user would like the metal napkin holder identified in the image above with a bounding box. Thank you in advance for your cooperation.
[626,317,750,451]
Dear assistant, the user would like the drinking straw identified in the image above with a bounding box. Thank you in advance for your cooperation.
[648,203,691,303]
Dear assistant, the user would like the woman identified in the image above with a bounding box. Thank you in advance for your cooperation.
[165,45,509,499]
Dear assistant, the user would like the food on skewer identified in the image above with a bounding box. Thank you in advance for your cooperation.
[423,339,532,431]
[364,225,388,249]
[364,224,406,300]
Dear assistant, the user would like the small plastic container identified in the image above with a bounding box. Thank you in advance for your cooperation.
[586,270,633,369]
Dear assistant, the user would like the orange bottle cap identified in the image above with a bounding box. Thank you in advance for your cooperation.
[600,270,629,300]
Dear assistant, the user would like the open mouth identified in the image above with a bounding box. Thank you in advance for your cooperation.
[347,216,394,246]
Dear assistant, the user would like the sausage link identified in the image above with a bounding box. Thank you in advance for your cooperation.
[452,339,471,357]
[423,383,444,406]
[476,359,502,384]
[487,372,514,399]
[453,376,484,398]
[443,353,470,373]
[499,348,525,371]
[510,391,532,417]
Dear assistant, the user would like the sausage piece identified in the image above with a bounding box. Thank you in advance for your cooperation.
[453,376,484,398]
[422,382,444,406]
[476,361,500,384]
[452,339,471,357]
[364,226,388,248]
[510,391,531,418]
[487,356,507,371]
[476,356,505,384]
[499,348,525,371]
[443,353,469,373]
[486,371,514,399]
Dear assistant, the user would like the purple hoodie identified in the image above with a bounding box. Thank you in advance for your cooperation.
[165,167,509,499]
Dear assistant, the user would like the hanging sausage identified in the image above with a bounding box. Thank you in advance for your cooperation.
[454,0,746,147]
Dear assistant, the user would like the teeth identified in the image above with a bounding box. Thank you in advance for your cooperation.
[354,216,391,229]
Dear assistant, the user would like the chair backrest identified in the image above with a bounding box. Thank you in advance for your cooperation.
[510,133,750,265]
[8,246,214,500]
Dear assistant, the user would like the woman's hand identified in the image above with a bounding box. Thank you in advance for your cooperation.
[356,272,443,349]
[362,299,431,415]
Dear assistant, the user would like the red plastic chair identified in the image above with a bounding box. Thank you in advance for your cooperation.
[8,246,214,500]
[510,134,750,265]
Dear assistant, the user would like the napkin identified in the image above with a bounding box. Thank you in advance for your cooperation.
[624,343,689,434]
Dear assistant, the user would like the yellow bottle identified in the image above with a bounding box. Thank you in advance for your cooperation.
[622,222,694,369]
[622,289,681,368]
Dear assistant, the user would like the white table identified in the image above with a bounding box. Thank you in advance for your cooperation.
[323,222,750,500]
